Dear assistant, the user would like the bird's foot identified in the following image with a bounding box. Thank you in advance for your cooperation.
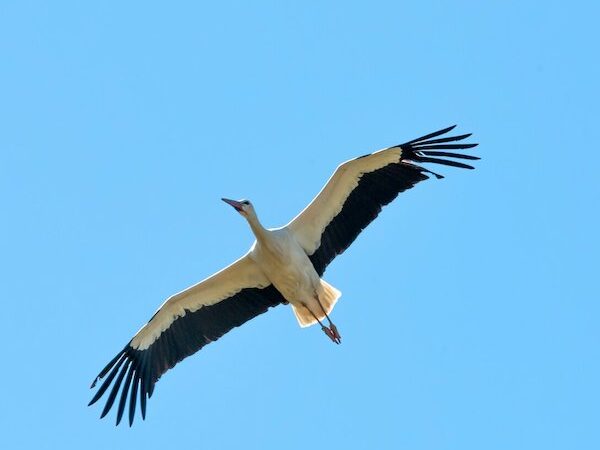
[330,323,341,342]
[322,326,341,345]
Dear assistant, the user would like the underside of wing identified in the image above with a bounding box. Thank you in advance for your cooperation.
[88,255,285,426]
[287,125,479,276]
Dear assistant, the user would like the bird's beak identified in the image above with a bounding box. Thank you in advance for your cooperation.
[221,198,244,212]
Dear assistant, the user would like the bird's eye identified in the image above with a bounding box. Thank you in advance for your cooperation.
[242,201,250,205]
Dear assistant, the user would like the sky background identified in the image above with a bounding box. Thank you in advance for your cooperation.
[1,1,599,449]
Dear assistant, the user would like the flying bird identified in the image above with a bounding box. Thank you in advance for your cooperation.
[89,125,478,425]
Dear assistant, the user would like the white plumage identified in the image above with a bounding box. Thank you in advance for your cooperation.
[89,125,478,425]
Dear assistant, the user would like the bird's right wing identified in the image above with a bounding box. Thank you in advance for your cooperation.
[89,254,285,426]
[287,126,478,276]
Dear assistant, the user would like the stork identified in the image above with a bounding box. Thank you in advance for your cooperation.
[89,125,478,425]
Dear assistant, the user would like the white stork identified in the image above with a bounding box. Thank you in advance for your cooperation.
[89,125,478,425]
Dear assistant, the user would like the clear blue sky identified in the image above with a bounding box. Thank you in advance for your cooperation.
[1,1,598,449]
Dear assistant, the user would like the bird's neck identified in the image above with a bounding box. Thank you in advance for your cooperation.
[246,213,268,242]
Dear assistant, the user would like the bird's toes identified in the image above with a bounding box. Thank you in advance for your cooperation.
[330,323,341,342]
[322,326,339,344]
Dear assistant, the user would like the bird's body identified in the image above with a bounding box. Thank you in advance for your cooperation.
[89,125,479,426]
[250,228,322,311]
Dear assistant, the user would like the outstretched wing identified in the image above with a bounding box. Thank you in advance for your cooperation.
[89,254,285,426]
[287,125,479,276]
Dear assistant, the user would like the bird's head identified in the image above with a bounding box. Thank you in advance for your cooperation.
[221,198,255,218]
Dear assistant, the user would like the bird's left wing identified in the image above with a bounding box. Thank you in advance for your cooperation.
[88,254,285,426]
[287,126,479,276]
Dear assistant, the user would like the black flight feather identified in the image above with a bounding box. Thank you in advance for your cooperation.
[417,151,480,160]
[410,133,472,145]
[88,352,127,406]
[404,125,457,145]
[115,363,135,426]
[100,360,131,419]
[129,372,139,427]
[413,143,478,150]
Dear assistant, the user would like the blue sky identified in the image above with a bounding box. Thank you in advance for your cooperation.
[1,1,598,449]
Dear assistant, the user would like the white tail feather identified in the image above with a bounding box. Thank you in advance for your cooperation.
[292,280,342,328]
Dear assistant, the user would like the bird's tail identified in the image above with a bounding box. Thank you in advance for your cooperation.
[292,280,342,328]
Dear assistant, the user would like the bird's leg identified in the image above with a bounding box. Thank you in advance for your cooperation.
[302,302,340,345]
[314,296,342,344]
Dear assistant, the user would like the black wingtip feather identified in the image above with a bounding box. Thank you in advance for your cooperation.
[417,151,480,160]
[413,156,475,170]
[100,360,131,419]
[129,375,139,426]
[414,143,478,150]
[90,349,126,389]
[412,133,472,145]
[405,125,457,145]
[115,363,135,426]
[88,353,127,406]
[399,126,479,175]
[140,376,147,420]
